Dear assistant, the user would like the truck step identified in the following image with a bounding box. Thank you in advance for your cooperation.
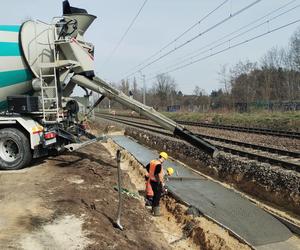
[41,74,56,78]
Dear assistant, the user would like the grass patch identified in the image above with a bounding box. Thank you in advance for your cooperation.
[97,108,300,132]
[162,111,300,132]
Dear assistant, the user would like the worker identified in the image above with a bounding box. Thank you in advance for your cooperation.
[145,176,154,207]
[145,152,169,216]
[166,167,174,176]
[144,166,174,207]
[129,90,133,99]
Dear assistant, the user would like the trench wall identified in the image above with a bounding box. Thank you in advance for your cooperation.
[125,128,300,215]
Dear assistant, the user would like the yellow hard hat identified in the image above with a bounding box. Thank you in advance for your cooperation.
[159,152,168,160]
[167,167,174,176]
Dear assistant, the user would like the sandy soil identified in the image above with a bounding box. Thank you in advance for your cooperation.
[0,142,171,250]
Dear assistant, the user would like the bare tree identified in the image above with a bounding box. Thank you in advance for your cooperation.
[260,47,285,69]
[153,74,177,110]
[218,64,231,94]
[133,77,138,94]
[290,27,300,71]
[119,79,130,95]
[193,86,210,112]
[230,60,258,105]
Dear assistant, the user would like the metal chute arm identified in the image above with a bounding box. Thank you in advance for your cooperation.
[71,75,179,130]
[71,75,217,156]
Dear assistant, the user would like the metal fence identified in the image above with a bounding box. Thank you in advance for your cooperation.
[234,101,300,112]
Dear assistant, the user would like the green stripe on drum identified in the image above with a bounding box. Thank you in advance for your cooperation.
[0,100,7,110]
[0,42,21,56]
[0,25,20,33]
[0,69,33,88]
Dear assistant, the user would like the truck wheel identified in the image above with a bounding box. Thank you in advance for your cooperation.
[0,128,32,170]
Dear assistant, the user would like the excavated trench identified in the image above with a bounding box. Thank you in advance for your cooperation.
[104,138,251,250]
[124,127,300,217]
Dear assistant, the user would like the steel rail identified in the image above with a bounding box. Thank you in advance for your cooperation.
[96,112,300,139]
[98,114,300,172]
[99,114,299,157]
[177,120,300,139]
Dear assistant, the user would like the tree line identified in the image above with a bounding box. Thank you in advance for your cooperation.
[97,27,300,112]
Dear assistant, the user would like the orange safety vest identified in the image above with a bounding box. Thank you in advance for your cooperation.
[148,159,163,182]
[145,178,154,197]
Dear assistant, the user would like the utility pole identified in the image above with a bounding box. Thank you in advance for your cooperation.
[139,71,146,105]
[108,82,111,112]
[142,74,146,105]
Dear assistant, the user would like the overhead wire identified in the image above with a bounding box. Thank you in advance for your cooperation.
[146,18,300,81]
[152,0,298,74]
[122,0,262,79]
[121,0,230,77]
[101,0,148,67]
[147,0,300,77]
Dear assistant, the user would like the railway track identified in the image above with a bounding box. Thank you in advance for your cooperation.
[97,112,300,139]
[98,114,300,172]
[177,120,300,139]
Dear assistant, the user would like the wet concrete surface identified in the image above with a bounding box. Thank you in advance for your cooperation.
[111,135,298,249]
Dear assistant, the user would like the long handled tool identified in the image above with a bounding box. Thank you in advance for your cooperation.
[167,176,206,181]
[114,150,124,230]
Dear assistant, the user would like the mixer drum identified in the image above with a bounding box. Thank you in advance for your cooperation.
[0,25,33,110]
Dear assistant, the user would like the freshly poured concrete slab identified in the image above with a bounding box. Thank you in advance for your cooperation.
[111,135,296,249]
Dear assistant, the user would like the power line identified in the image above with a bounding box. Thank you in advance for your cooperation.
[102,0,148,67]
[149,0,300,76]
[121,0,230,77]
[147,18,300,81]
[158,0,299,73]
[123,0,262,79]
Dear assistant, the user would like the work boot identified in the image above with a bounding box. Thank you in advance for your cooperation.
[152,206,161,216]
[145,198,152,208]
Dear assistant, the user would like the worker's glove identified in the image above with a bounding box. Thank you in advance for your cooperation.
[162,185,168,195]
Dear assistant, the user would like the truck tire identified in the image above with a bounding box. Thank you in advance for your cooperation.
[0,128,32,170]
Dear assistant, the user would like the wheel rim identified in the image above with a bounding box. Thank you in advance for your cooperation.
[0,138,20,163]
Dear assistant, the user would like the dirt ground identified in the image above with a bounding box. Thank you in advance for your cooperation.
[0,141,172,250]
[1,120,296,249]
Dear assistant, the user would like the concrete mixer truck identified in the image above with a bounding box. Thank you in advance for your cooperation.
[0,0,216,170]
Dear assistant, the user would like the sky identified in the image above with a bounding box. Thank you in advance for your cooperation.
[1,0,300,95]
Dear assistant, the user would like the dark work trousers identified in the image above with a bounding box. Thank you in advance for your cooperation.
[150,181,162,207]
